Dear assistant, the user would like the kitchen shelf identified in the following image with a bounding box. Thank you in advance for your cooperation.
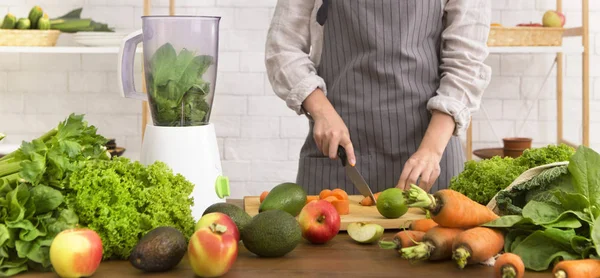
[0,46,141,54]
[488,45,584,54]
[466,0,591,160]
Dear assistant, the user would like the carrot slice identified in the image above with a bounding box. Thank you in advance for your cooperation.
[323,196,339,203]
[319,189,332,200]
[331,199,350,215]
[259,191,269,203]
[331,188,349,200]
[306,195,320,204]
[359,192,380,206]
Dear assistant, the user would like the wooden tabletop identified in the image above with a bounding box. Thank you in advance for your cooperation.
[16,199,551,278]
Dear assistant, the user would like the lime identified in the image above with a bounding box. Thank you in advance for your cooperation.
[376,188,408,219]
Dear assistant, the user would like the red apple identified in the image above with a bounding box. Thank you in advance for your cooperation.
[188,223,238,277]
[195,212,240,241]
[50,228,103,278]
[298,200,341,244]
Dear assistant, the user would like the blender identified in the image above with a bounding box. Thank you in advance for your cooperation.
[117,15,230,221]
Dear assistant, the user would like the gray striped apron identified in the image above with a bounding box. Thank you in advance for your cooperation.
[296,0,465,195]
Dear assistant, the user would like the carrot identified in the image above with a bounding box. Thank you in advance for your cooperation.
[404,184,499,228]
[552,259,600,278]
[319,189,332,200]
[452,227,505,269]
[331,188,349,200]
[259,191,269,203]
[409,219,438,233]
[306,195,320,204]
[494,253,524,278]
[331,199,349,215]
[379,230,425,250]
[399,226,464,261]
[359,192,380,206]
[323,196,338,203]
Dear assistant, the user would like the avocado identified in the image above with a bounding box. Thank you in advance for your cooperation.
[241,209,302,257]
[203,202,252,234]
[259,182,307,216]
[129,226,187,272]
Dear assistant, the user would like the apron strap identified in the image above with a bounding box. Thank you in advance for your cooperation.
[316,0,329,26]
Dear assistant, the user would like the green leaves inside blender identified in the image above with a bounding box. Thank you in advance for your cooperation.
[148,42,213,126]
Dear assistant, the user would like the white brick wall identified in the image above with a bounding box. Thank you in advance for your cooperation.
[0,0,599,198]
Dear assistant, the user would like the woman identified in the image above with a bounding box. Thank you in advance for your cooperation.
[265,0,491,195]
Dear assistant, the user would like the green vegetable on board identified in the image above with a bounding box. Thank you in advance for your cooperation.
[28,6,43,29]
[147,42,213,126]
[449,144,575,205]
[482,146,600,271]
[16,18,30,30]
[1,13,17,29]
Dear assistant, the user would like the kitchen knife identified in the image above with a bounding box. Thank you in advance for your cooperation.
[337,146,377,205]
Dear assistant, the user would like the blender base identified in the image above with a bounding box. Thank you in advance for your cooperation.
[139,123,228,221]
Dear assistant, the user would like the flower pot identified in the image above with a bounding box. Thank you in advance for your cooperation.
[502,137,532,150]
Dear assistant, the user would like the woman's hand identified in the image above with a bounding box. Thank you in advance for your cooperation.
[397,149,442,192]
[303,88,356,165]
[396,110,456,192]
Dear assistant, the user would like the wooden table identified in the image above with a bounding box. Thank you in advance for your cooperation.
[16,200,551,278]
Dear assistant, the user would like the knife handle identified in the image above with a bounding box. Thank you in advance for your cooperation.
[337,146,347,167]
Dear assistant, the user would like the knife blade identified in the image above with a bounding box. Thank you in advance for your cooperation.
[337,146,377,205]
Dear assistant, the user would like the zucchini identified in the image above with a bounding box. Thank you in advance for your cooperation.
[16,18,31,30]
[37,13,50,30]
[28,5,43,29]
[1,13,16,29]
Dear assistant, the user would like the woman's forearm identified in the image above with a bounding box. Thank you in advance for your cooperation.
[418,111,457,157]
[302,88,336,119]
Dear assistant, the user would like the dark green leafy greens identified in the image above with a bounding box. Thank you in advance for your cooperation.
[147,42,213,126]
[449,144,575,204]
[483,146,600,271]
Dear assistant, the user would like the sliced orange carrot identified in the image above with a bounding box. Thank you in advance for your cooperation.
[331,199,350,215]
[259,191,269,203]
[323,196,339,203]
[306,195,320,204]
[331,188,349,200]
[319,189,333,200]
[359,192,381,206]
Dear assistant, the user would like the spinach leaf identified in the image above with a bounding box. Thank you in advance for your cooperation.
[568,146,600,207]
[592,215,600,257]
[483,215,530,228]
[150,43,177,87]
[504,229,532,252]
[511,230,580,271]
[542,215,582,229]
[571,235,595,257]
[30,185,63,215]
[522,200,590,225]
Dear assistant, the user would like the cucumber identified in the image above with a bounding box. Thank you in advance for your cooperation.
[28,6,43,29]
[37,13,50,30]
[1,13,17,29]
[16,18,31,30]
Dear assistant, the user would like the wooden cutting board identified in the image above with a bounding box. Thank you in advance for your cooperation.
[243,195,426,231]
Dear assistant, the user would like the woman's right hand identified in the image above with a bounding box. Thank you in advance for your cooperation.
[303,88,356,166]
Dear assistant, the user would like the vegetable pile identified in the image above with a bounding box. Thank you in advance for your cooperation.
[148,42,214,126]
[1,7,113,32]
[484,145,600,271]
[0,114,196,275]
[449,144,575,205]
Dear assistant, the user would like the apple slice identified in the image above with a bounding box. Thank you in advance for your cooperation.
[347,222,384,244]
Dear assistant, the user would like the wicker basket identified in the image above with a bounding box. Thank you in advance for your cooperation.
[487,26,564,47]
[0,29,61,46]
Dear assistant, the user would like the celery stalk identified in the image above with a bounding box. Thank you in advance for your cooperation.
[0,162,21,177]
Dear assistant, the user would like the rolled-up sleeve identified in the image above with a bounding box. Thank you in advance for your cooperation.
[427,0,492,136]
[265,0,326,115]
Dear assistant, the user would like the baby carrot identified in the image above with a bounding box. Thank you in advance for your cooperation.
[494,253,524,278]
[379,230,425,250]
[306,195,320,204]
[409,219,438,233]
[452,227,505,269]
[552,259,600,278]
[259,191,269,203]
[404,185,499,228]
[319,189,332,200]
[331,199,350,215]
[331,188,349,200]
[400,226,464,261]
[359,192,380,206]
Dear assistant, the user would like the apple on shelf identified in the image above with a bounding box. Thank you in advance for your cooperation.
[543,10,566,27]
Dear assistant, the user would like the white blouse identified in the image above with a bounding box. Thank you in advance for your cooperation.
[264,0,492,137]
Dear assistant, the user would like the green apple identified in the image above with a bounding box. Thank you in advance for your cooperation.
[347,222,384,244]
[542,10,565,27]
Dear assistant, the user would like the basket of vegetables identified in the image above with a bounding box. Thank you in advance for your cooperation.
[0,6,60,46]
[0,6,113,47]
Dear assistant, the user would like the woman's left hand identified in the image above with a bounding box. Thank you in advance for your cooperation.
[396,148,442,192]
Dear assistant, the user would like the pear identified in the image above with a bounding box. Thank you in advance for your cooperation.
[347,222,384,244]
